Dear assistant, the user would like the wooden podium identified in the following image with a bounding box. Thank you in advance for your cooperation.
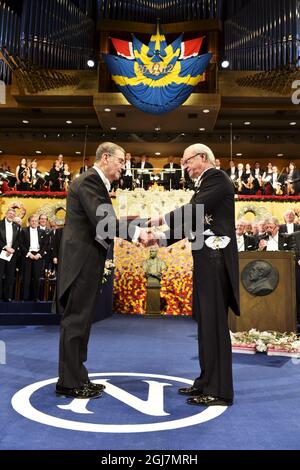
[229,251,297,333]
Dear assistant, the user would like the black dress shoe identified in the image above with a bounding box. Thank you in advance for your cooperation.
[187,395,233,407]
[85,381,106,392]
[178,386,203,396]
[56,384,102,399]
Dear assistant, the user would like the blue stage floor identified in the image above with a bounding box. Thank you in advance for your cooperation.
[1,315,300,450]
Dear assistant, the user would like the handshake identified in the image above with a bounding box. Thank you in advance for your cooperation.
[136,216,165,248]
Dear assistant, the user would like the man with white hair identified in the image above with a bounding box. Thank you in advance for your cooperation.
[258,217,293,251]
[148,143,240,407]
[279,210,300,234]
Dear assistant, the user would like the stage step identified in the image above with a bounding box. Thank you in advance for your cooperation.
[0,301,60,325]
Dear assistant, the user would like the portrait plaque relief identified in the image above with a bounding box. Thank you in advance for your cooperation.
[241,260,279,296]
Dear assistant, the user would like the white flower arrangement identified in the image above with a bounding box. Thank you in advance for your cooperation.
[230,329,300,357]
[102,259,115,284]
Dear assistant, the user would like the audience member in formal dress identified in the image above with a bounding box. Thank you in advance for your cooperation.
[49,220,63,273]
[252,162,263,178]
[279,210,300,234]
[61,163,72,192]
[0,208,21,301]
[235,220,257,251]
[136,155,153,189]
[258,217,293,251]
[20,215,48,301]
[265,166,285,195]
[244,221,253,236]
[256,219,268,240]
[57,154,64,171]
[38,214,51,270]
[226,160,237,183]
[262,162,273,181]
[284,162,300,195]
[215,158,222,170]
[16,158,31,191]
[30,160,44,191]
[80,159,90,174]
[235,163,244,194]
[121,152,135,190]
[242,163,255,195]
[163,156,181,189]
[49,160,63,192]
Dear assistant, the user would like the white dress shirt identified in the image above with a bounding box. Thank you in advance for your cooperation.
[29,227,40,252]
[125,161,132,177]
[286,223,295,234]
[5,219,13,248]
[236,234,245,252]
[93,165,111,192]
[92,164,140,245]
[266,233,279,251]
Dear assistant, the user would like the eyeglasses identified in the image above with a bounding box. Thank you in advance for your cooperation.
[181,153,202,168]
[107,153,125,167]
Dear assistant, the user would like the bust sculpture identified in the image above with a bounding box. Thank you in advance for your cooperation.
[143,248,166,286]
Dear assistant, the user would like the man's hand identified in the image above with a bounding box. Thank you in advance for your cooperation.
[138,228,159,247]
[258,239,267,251]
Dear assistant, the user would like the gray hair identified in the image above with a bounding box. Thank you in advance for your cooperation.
[95,142,125,162]
[269,216,279,226]
[284,209,295,217]
[185,143,216,165]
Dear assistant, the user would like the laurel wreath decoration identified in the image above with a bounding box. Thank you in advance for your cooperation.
[36,203,66,226]
[8,202,27,219]
[237,205,271,221]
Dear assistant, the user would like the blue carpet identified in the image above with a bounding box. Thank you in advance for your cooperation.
[1,315,300,450]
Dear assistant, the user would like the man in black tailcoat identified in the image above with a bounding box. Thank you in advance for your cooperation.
[55,142,151,399]
[0,208,21,301]
[148,143,240,407]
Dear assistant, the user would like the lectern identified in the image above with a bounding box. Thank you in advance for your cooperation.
[229,251,297,333]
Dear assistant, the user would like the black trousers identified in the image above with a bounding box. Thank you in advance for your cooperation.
[0,255,17,300]
[22,255,44,300]
[58,249,105,388]
[123,175,133,190]
[192,248,233,401]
